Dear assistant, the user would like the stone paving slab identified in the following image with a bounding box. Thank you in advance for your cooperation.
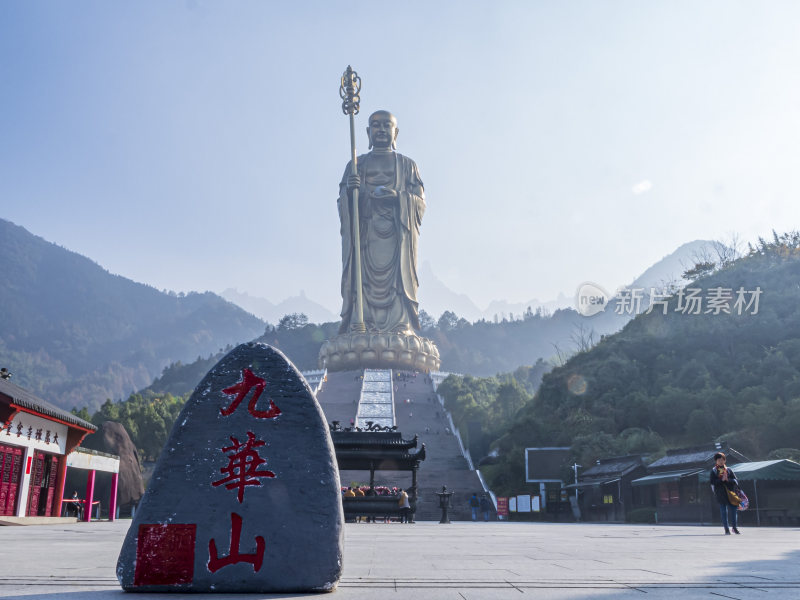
[1,520,799,599]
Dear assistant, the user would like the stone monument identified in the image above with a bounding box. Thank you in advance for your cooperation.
[319,66,441,372]
[117,343,343,593]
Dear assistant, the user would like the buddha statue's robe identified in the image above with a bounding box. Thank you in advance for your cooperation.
[337,150,425,334]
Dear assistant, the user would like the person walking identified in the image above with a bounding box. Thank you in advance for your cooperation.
[469,493,480,521]
[480,495,492,522]
[710,451,741,535]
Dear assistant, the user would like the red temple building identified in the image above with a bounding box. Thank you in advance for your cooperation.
[0,375,117,522]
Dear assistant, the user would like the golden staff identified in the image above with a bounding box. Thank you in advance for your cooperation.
[340,66,365,333]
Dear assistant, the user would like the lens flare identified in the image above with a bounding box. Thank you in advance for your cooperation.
[567,374,588,395]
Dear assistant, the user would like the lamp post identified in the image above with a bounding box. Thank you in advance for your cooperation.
[436,485,453,524]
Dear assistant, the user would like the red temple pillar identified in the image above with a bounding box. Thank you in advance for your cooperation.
[109,473,118,522]
[84,470,95,522]
[54,459,68,518]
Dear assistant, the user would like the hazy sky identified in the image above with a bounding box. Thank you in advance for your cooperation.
[3,1,800,314]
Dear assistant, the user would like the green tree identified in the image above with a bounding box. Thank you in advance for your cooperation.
[278,313,309,330]
[437,310,459,331]
[71,406,92,423]
[494,381,530,423]
[418,309,436,331]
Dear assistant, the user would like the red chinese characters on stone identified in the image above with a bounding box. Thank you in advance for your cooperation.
[207,368,277,577]
[220,368,281,419]
[212,431,275,503]
[208,512,265,574]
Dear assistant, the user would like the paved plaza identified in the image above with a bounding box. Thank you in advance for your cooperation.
[1,520,799,599]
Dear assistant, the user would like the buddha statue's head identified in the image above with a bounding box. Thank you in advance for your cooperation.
[367,110,398,150]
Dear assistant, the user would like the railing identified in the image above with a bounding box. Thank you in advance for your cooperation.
[476,469,497,510]
[302,369,327,395]
[438,393,474,470]
[436,392,497,507]
[430,370,461,392]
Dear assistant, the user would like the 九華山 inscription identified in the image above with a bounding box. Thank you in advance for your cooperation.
[117,343,343,592]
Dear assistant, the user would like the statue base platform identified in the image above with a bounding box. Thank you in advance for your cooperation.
[319,331,441,372]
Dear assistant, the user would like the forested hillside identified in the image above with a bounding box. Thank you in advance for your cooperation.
[435,361,551,461]
[423,306,625,376]
[0,219,265,411]
[73,391,188,462]
[71,232,800,485]
[460,232,800,495]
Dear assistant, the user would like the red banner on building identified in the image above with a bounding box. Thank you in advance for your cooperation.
[496,496,509,517]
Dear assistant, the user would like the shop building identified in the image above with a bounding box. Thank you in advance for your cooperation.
[566,455,648,521]
[630,443,748,523]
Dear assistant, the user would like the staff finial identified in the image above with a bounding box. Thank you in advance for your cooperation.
[339,65,361,116]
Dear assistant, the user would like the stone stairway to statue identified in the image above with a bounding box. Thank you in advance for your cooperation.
[314,369,492,522]
[355,369,395,429]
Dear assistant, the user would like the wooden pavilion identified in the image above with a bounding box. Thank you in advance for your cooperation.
[329,422,426,520]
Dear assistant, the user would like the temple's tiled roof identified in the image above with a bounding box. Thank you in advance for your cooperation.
[0,378,96,431]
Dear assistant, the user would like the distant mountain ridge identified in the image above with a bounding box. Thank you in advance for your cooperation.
[417,261,484,321]
[0,219,265,411]
[418,242,715,323]
[629,239,714,291]
[219,288,339,325]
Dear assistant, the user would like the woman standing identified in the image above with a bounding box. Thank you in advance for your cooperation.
[710,452,741,535]
[397,488,411,524]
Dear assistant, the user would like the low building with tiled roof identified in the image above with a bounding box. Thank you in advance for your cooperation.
[0,374,99,520]
[630,442,748,523]
[566,455,647,521]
